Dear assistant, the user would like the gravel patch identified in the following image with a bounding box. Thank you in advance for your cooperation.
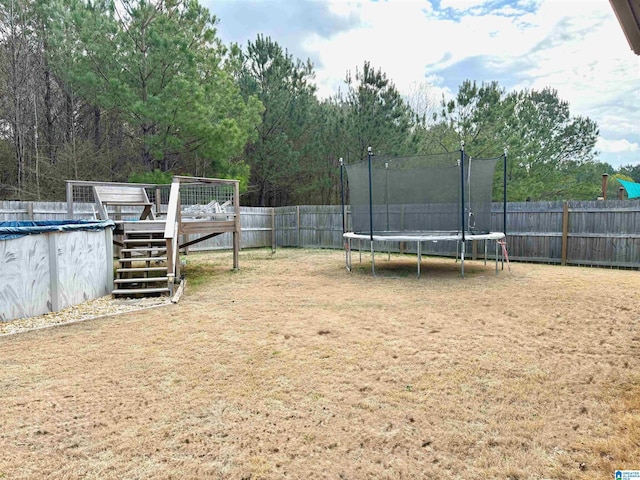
[0,295,172,336]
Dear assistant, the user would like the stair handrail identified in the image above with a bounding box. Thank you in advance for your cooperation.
[165,179,181,283]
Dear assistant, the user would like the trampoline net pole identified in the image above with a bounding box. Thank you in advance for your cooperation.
[502,149,508,271]
[385,161,389,232]
[503,149,508,238]
[340,157,348,270]
[343,150,500,236]
[460,144,466,242]
[368,147,374,242]
[339,144,508,276]
[339,158,346,235]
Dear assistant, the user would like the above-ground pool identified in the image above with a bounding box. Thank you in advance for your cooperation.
[0,220,115,322]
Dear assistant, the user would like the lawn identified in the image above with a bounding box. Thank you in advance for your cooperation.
[1,248,638,479]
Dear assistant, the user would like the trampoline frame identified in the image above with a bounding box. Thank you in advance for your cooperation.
[343,231,506,277]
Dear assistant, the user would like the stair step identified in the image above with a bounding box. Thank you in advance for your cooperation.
[124,231,165,235]
[116,266,167,273]
[124,229,166,235]
[112,287,170,296]
[124,238,166,244]
[118,256,167,263]
[120,247,167,253]
[122,220,166,226]
[115,277,169,284]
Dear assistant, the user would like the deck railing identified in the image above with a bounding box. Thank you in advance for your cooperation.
[164,180,181,289]
[65,177,241,294]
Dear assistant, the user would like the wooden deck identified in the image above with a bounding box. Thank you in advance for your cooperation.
[67,177,241,297]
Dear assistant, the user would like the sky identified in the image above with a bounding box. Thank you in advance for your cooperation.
[204,0,640,168]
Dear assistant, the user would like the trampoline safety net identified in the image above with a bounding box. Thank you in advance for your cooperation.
[345,151,500,235]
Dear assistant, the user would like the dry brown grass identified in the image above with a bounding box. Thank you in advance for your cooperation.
[0,248,638,479]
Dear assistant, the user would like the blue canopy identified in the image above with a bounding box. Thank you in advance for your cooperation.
[0,220,115,240]
[618,179,640,199]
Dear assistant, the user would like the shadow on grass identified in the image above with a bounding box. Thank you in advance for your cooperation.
[347,255,501,279]
[181,260,223,288]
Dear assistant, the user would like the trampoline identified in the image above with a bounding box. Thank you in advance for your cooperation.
[339,145,508,277]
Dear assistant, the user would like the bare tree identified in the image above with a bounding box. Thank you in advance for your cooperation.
[405,80,440,127]
[0,0,34,196]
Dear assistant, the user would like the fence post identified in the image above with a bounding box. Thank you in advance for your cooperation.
[26,202,34,220]
[561,201,569,266]
[296,205,301,247]
[271,207,276,252]
[601,173,609,200]
[231,182,240,269]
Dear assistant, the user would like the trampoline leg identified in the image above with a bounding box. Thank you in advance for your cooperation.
[417,241,421,278]
[345,237,352,271]
[371,241,376,276]
[359,239,362,264]
[495,240,499,274]
[484,240,487,266]
[460,241,465,278]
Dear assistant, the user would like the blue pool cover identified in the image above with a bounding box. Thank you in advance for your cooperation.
[0,220,115,240]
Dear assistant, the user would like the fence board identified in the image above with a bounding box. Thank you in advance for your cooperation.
[1,200,638,268]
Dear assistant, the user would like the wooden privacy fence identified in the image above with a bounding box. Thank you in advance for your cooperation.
[1,200,639,268]
[503,200,640,268]
[0,201,273,252]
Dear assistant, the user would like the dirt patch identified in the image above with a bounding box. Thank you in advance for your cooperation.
[0,248,638,479]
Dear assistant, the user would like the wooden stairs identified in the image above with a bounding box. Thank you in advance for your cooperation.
[71,176,241,299]
[112,221,172,297]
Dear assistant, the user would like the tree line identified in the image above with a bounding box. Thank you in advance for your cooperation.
[1,0,638,205]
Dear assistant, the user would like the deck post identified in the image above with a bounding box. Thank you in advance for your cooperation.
[233,180,240,270]
[105,226,114,293]
[66,181,74,218]
[155,187,162,217]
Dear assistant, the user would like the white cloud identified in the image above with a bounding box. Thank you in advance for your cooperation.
[307,1,448,98]
[307,0,544,98]
[307,0,586,98]
[516,1,640,112]
[597,137,639,154]
[595,112,640,136]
